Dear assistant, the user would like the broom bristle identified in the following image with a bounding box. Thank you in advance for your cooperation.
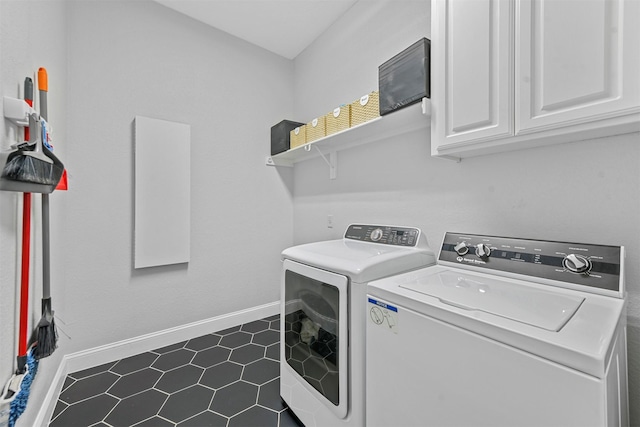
[32,298,58,359]
[1,154,62,186]
[8,350,38,427]
[33,316,58,360]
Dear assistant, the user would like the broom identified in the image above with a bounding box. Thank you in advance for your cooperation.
[0,79,39,426]
[31,67,59,359]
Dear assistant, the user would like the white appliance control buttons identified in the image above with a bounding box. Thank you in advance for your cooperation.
[454,242,469,256]
[563,254,592,274]
[370,228,384,242]
[475,243,491,259]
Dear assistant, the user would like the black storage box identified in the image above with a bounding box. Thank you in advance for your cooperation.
[271,120,304,155]
[378,38,430,116]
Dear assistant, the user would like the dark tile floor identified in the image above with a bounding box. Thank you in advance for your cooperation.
[49,315,304,427]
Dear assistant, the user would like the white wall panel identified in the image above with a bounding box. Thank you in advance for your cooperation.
[134,116,190,268]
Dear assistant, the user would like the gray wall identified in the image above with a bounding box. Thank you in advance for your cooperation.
[1,0,294,422]
[1,0,638,425]
[62,0,294,350]
[292,1,640,425]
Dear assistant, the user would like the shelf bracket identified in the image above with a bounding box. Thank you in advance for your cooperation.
[307,145,337,179]
[421,97,431,115]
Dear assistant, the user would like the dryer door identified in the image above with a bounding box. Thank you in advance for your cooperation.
[281,259,349,419]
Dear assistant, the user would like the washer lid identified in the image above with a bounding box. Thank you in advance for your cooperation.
[400,270,585,331]
[282,239,435,283]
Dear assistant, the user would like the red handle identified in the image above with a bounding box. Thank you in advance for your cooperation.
[18,193,31,357]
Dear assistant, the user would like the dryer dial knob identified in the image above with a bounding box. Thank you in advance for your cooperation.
[475,243,491,259]
[563,254,592,274]
[370,228,384,242]
[454,242,469,256]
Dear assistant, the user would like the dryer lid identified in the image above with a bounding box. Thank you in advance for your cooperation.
[282,239,435,283]
[400,270,585,331]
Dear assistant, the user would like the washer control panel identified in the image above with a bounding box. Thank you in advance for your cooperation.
[345,224,420,247]
[440,232,623,294]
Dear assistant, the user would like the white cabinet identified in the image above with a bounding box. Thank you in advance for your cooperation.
[517,0,640,132]
[431,0,640,159]
[431,0,514,149]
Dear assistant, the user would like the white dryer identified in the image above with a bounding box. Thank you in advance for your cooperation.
[281,224,436,427]
[366,232,628,427]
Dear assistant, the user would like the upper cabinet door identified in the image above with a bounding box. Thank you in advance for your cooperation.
[516,0,640,133]
[431,0,514,155]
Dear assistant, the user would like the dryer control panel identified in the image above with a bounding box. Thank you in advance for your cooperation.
[345,224,420,247]
[439,232,624,296]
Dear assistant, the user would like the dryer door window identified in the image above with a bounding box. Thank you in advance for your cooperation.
[282,260,348,418]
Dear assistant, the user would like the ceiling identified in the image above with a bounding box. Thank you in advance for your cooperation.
[155,0,359,59]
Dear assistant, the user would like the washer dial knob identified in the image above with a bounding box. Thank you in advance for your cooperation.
[563,254,592,274]
[454,242,469,256]
[475,243,491,259]
[370,228,384,242]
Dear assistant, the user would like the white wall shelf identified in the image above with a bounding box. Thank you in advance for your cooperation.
[266,98,431,177]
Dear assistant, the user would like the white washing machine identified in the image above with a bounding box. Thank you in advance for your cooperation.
[367,232,628,427]
[280,224,436,427]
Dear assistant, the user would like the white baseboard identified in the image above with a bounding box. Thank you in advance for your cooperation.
[34,301,279,426]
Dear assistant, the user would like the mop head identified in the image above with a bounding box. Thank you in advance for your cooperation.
[32,299,58,359]
[2,351,38,427]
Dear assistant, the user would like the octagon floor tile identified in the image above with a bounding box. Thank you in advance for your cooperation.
[228,406,278,427]
[210,381,258,417]
[178,410,228,427]
[252,329,279,346]
[279,408,304,427]
[243,359,279,385]
[219,331,253,348]
[185,334,221,351]
[152,348,196,371]
[241,320,270,333]
[133,416,174,427]
[110,352,159,375]
[51,400,68,420]
[200,361,243,389]
[216,325,241,335]
[59,371,120,404]
[61,376,75,393]
[156,364,204,393]
[108,368,162,399]
[50,394,119,427]
[105,389,168,426]
[153,341,187,354]
[159,384,215,423]
[229,343,265,365]
[69,361,116,380]
[191,346,231,368]
[258,378,287,412]
[265,343,279,361]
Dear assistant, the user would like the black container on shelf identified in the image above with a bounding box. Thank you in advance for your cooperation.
[271,120,304,155]
[378,38,430,116]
